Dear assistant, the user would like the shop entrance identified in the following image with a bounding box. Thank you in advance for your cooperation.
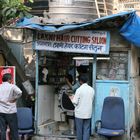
[37,51,93,137]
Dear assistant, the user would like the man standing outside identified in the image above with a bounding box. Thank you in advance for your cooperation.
[0,73,22,140]
[72,75,94,140]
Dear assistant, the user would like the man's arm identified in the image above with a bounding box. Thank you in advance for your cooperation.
[13,85,22,99]
[72,89,80,106]
[8,85,22,103]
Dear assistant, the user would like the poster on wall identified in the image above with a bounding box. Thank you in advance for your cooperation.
[0,66,15,84]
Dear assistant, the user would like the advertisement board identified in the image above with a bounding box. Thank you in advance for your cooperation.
[35,30,110,55]
[0,66,15,84]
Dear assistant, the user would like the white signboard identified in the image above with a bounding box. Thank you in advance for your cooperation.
[35,30,110,54]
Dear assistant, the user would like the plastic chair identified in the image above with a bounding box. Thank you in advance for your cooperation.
[95,96,125,139]
[17,107,34,140]
[60,92,75,136]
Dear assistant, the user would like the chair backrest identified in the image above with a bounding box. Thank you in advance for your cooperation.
[101,96,125,130]
[17,107,33,130]
[60,93,75,112]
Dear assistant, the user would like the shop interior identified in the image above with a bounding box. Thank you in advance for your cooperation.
[36,50,128,136]
[37,50,94,136]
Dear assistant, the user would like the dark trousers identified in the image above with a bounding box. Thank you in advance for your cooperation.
[0,113,19,140]
[75,117,91,140]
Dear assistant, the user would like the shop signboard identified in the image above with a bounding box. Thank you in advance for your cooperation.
[35,30,110,54]
[0,66,15,84]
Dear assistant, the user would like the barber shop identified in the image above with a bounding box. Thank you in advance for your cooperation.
[35,30,109,137]
[17,10,140,140]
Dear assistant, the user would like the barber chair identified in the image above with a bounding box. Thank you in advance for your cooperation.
[60,92,75,136]
[95,96,125,140]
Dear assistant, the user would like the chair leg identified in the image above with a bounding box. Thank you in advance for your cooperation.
[24,134,28,140]
[19,135,27,140]
[69,119,75,135]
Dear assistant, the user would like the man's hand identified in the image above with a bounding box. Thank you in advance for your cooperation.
[65,77,72,89]
[69,95,74,101]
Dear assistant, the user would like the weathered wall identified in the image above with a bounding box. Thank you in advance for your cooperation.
[7,42,25,69]
[130,46,140,131]
[96,29,129,81]
[110,29,129,48]
[0,54,5,66]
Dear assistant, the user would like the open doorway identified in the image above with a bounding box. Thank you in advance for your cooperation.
[37,51,93,137]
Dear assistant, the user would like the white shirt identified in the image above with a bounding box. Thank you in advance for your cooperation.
[72,83,94,119]
[0,82,22,114]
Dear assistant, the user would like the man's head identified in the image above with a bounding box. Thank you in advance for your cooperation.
[2,73,12,83]
[79,75,88,85]
[77,65,88,74]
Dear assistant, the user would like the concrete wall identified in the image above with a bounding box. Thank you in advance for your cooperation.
[7,42,25,69]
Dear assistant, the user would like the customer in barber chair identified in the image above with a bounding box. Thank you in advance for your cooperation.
[66,65,88,93]
[58,74,76,136]
[59,74,74,96]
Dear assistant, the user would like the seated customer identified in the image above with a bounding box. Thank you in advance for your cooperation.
[59,74,74,95]
[66,65,88,93]
[65,75,80,93]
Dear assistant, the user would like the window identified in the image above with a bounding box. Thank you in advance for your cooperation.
[96,52,128,80]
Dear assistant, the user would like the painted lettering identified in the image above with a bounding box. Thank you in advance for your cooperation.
[64,43,73,49]
[56,35,70,42]
[92,37,106,44]
[71,36,91,44]
[53,43,64,48]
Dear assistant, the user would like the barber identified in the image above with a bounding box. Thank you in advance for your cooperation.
[71,75,95,140]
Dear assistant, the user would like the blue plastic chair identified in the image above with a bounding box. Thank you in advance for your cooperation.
[17,107,34,139]
[96,96,125,139]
